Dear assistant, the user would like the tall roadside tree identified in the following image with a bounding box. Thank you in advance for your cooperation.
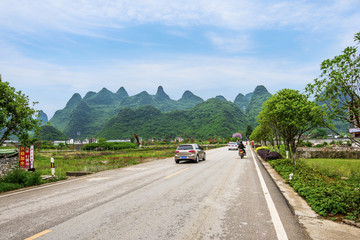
[258,111,282,153]
[306,32,360,146]
[0,75,40,145]
[245,125,253,139]
[259,89,326,164]
[249,124,272,145]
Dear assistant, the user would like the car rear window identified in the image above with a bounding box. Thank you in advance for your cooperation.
[177,145,194,150]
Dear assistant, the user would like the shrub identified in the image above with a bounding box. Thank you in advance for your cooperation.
[298,140,313,147]
[256,146,270,152]
[257,149,270,158]
[0,169,44,192]
[268,159,360,220]
[266,151,284,160]
[0,182,23,192]
[3,169,29,185]
[257,149,283,161]
[314,142,329,148]
[24,171,43,186]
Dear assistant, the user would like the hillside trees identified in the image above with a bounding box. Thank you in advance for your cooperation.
[0,75,40,145]
[306,32,360,146]
[97,98,248,140]
[35,125,68,141]
[259,89,326,164]
[246,85,272,128]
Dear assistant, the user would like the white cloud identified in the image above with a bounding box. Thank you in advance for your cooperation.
[0,0,359,118]
[1,0,359,33]
[1,44,319,118]
[206,32,254,53]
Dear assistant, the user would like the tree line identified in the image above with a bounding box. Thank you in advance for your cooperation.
[250,32,360,164]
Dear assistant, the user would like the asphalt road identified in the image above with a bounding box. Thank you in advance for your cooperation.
[0,146,309,240]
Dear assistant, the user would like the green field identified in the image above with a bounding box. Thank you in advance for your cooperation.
[303,158,360,178]
[33,147,177,178]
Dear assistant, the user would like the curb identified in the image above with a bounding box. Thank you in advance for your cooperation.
[252,148,360,240]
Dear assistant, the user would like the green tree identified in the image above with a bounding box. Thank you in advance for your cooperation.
[260,89,326,164]
[98,137,107,144]
[245,125,253,139]
[306,32,360,146]
[309,128,328,139]
[249,124,272,144]
[258,108,282,152]
[0,75,40,145]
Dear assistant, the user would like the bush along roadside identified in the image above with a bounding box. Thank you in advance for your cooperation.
[268,159,360,222]
[0,169,44,193]
[256,147,283,161]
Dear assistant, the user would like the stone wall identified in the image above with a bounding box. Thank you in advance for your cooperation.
[296,147,360,159]
[0,150,19,176]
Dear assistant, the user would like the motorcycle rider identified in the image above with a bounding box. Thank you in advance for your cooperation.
[237,141,246,155]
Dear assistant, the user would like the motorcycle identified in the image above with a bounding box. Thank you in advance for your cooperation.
[238,149,245,159]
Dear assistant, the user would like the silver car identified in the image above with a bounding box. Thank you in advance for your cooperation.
[175,144,206,163]
[228,142,238,150]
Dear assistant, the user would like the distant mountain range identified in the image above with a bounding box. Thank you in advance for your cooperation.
[46,85,272,140]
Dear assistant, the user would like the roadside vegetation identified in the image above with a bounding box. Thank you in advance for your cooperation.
[268,157,360,222]
[255,145,360,222]
[0,169,44,192]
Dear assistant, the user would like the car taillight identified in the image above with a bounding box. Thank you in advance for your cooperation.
[175,151,179,153]
[189,150,196,153]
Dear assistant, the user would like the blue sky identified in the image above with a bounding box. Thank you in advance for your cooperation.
[1,0,360,118]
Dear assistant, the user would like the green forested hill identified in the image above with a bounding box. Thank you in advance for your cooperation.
[176,90,204,109]
[50,93,82,131]
[97,98,249,139]
[37,110,48,125]
[63,101,95,138]
[246,85,272,128]
[50,86,206,138]
[49,85,271,140]
[234,93,249,112]
[215,95,227,101]
[35,125,68,141]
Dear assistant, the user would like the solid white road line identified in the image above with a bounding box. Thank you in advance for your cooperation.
[250,148,288,240]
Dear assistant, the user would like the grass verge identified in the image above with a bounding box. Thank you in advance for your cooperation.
[268,158,360,222]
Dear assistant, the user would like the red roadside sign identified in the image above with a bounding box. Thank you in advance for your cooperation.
[19,146,34,169]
